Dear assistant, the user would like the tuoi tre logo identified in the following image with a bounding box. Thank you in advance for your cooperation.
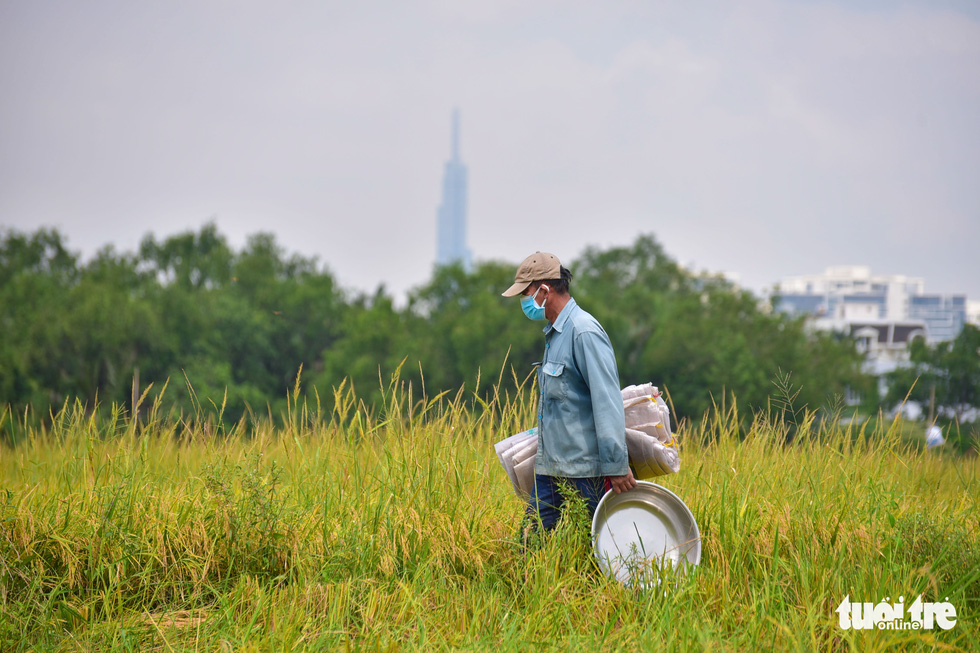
[836,595,957,630]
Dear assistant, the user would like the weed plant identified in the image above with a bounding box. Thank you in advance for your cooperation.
[1,372,978,651]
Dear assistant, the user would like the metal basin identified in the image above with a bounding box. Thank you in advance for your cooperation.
[592,481,701,586]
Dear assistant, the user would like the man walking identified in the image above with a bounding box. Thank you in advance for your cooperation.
[502,251,636,531]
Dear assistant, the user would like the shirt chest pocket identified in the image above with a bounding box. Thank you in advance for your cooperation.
[541,361,568,401]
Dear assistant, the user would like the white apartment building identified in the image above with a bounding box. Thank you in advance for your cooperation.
[968,300,980,327]
[775,266,967,344]
[774,266,969,402]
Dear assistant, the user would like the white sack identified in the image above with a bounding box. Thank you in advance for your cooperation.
[625,427,680,478]
[623,398,661,427]
[621,383,656,401]
[513,455,537,497]
[655,395,672,439]
[494,383,680,498]
[494,428,535,462]
[510,439,538,469]
[623,385,672,444]
[494,429,537,494]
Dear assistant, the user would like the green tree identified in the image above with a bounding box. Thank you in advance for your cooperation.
[313,286,419,410]
[231,233,345,395]
[407,261,541,399]
[140,228,345,423]
[138,222,233,290]
[59,246,162,407]
[0,225,872,432]
[0,228,79,409]
[885,324,980,422]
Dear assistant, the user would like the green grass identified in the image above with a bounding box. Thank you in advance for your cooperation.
[1,376,978,651]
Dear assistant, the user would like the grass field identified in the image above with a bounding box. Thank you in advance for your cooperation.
[1,376,978,651]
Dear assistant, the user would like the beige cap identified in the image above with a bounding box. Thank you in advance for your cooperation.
[501,251,561,297]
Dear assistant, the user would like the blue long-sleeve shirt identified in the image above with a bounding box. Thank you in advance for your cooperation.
[534,298,629,478]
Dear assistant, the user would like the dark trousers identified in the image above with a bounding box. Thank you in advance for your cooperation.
[526,474,608,531]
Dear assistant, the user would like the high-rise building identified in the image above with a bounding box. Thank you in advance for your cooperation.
[436,109,472,270]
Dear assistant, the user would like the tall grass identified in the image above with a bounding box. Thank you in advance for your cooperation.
[1,372,978,651]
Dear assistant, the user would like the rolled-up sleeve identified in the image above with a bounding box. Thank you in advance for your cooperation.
[573,330,629,476]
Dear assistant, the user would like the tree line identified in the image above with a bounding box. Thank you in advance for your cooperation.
[884,324,980,424]
[2,224,875,434]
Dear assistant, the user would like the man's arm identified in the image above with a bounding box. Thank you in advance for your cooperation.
[573,329,633,482]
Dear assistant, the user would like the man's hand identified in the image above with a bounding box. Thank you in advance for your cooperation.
[608,469,637,494]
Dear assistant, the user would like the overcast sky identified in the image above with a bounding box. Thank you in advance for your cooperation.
[2,0,978,301]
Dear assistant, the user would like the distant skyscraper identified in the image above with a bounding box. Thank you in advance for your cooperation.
[436,109,472,270]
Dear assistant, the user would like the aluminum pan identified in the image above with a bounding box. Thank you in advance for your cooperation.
[592,481,700,586]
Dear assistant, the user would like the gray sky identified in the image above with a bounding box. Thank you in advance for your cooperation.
[2,0,978,300]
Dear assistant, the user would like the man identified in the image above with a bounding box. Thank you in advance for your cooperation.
[502,251,636,531]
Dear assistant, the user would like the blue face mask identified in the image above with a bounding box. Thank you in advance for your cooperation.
[521,285,548,321]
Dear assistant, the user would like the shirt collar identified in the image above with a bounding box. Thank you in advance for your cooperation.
[543,296,577,335]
